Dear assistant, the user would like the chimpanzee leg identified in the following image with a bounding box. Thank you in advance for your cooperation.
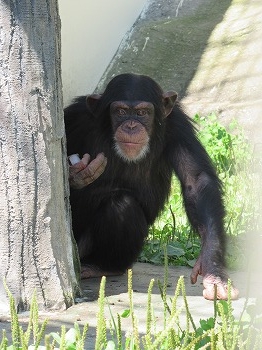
[78,190,148,278]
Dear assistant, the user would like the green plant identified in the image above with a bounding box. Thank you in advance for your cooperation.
[49,323,88,350]
[95,276,108,350]
[2,282,48,350]
[106,271,262,349]
[1,270,262,349]
[194,113,251,174]
[1,282,88,350]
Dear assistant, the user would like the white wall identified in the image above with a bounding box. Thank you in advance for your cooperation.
[59,0,148,106]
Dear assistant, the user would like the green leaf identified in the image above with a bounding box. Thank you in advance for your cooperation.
[199,317,215,330]
[166,244,185,257]
[121,309,130,318]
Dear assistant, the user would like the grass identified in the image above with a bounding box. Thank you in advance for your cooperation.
[1,269,262,349]
[140,113,257,269]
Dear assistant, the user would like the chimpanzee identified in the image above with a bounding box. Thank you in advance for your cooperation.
[64,73,239,300]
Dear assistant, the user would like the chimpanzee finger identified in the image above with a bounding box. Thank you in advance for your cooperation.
[81,153,107,185]
[68,154,91,178]
[81,153,92,165]
[190,257,202,284]
[90,153,107,177]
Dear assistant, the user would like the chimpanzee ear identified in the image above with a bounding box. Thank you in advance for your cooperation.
[162,91,178,117]
[86,94,102,112]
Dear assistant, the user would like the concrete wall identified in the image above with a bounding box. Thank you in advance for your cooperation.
[59,0,148,106]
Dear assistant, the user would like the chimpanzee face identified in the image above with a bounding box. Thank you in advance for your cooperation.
[110,100,155,163]
[86,73,177,163]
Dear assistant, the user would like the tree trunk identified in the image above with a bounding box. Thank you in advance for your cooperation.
[0,0,80,313]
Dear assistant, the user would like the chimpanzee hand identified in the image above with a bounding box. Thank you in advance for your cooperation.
[190,255,239,300]
[68,153,107,189]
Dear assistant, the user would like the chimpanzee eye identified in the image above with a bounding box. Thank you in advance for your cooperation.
[137,109,147,116]
[117,109,126,116]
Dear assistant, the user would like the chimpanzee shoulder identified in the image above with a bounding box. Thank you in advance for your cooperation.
[165,103,197,137]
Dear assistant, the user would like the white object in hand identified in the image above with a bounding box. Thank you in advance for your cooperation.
[68,154,81,165]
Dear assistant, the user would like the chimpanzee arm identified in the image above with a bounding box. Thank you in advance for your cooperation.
[173,146,225,268]
[167,109,239,300]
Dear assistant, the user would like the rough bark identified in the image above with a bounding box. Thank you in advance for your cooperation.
[0,0,80,313]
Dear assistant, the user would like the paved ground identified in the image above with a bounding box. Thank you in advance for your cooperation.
[1,0,261,348]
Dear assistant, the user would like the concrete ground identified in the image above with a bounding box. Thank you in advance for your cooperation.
[1,0,262,348]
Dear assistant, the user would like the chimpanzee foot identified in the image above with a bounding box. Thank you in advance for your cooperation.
[190,258,239,300]
[202,275,239,300]
[81,265,125,279]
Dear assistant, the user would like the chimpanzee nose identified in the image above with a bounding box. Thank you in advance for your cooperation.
[127,121,137,129]
[122,120,138,133]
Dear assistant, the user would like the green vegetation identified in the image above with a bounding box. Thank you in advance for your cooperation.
[140,114,256,269]
[1,269,262,349]
[0,285,88,350]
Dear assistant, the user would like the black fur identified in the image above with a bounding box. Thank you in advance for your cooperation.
[64,73,225,277]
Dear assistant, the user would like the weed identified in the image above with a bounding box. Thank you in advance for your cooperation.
[1,269,262,349]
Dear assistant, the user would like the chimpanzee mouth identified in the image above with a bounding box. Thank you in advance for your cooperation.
[120,141,142,146]
[118,139,144,144]
[114,142,150,163]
